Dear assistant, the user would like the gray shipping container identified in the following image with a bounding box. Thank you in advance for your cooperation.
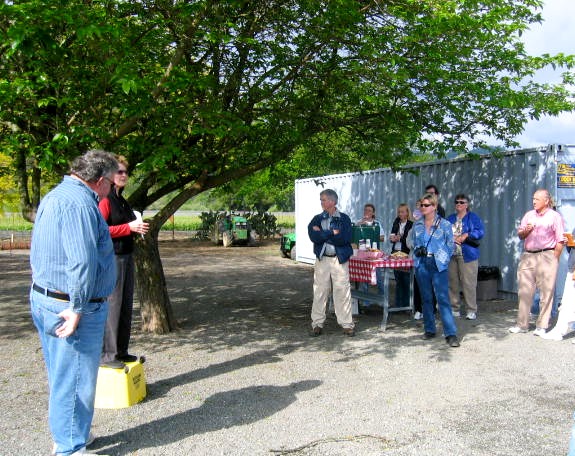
[295,144,575,298]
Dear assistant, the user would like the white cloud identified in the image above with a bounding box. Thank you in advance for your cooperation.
[514,112,575,147]
[523,0,575,55]
[514,0,575,148]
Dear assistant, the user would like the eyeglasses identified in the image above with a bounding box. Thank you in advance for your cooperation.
[117,170,128,175]
[420,203,433,207]
[455,200,467,205]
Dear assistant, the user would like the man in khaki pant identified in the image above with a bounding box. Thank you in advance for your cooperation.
[308,189,355,337]
[509,189,564,336]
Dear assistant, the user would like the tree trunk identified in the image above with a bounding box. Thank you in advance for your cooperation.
[133,232,177,334]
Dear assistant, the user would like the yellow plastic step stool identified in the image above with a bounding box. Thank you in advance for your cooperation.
[94,360,146,409]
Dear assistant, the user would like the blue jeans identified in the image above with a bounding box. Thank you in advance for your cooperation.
[415,257,457,337]
[31,290,108,455]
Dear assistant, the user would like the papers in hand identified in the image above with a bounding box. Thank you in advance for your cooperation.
[133,211,144,238]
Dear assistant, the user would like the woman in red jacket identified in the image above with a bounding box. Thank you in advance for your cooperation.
[98,156,149,369]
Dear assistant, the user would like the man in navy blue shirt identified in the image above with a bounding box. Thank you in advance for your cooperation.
[308,189,355,337]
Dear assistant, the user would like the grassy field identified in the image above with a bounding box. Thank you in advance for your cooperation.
[0,213,295,232]
[0,214,33,231]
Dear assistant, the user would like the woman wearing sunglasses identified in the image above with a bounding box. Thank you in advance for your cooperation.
[447,194,485,320]
[408,193,460,347]
[98,156,149,369]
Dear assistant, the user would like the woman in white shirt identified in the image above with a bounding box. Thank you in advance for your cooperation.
[389,204,414,308]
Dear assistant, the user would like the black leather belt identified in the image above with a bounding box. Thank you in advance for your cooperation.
[323,253,337,257]
[33,283,106,303]
[525,248,554,253]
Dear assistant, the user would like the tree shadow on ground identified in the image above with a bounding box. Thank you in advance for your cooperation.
[127,239,522,366]
[147,346,298,399]
[94,380,321,455]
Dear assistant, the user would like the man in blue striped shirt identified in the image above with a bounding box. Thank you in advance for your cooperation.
[30,150,118,456]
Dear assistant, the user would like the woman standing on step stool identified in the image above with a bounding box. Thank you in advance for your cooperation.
[98,155,149,369]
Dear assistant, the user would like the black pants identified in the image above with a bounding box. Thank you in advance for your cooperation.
[101,254,134,363]
[414,278,422,313]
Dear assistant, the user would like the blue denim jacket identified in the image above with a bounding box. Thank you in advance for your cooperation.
[408,216,454,272]
[446,211,485,263]
[308,210,353,264]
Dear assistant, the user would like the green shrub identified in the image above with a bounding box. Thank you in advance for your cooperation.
[245,210,278,239]
[194,211,222,239]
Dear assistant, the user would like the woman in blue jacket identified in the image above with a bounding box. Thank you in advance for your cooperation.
[447,194,485,320]
[408,193,459,347]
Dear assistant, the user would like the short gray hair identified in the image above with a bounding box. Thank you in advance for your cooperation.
[70,150,119,183]
[320,189,338,204]
[535,188,554,208]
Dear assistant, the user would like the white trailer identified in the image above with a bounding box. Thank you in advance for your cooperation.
[295,144,575,298]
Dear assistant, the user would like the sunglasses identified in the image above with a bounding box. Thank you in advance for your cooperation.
[455,200,467,205]
[117,170,128,175]
[420,203,433,207]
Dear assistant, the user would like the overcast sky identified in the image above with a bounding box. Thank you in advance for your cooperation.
[512,0,575,148]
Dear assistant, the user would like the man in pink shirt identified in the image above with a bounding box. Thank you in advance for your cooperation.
[509,189,565,335]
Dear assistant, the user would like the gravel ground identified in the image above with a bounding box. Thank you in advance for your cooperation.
[1,239,574,456]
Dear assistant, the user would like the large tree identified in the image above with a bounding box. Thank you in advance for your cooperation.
[1,0,573,333]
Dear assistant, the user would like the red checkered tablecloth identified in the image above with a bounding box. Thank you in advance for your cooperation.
[349,256,414,285]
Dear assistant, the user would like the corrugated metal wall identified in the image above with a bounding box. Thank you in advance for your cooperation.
[296,144,574,296]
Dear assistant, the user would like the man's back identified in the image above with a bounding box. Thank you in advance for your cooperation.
[31,175,116,311]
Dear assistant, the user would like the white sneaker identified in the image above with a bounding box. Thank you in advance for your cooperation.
[540,330,563,341]
[52,433,96,456]
[533,327,547,337]
[414,311,423,320]
[452,311,461,317]
[508,326,528,334]
[466,312,477,320]
[71,449,108,455]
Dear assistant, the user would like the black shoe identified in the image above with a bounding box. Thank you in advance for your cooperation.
[446,335,460,347]
[343,328,355,337]
[421,332,436,340]
[310,326,322,337]
[100,359,126,369]
[117,354,138,363]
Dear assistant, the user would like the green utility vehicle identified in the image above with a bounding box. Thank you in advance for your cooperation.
[280,232,296,260]
[211,214,252,247]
